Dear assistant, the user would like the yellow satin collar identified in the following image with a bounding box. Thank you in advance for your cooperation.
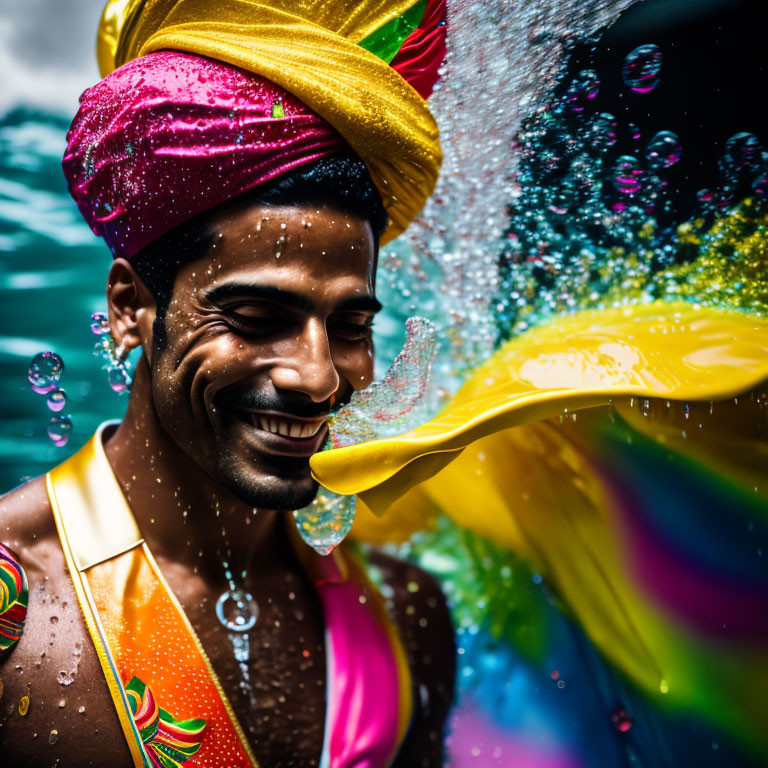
[96,0,441,245]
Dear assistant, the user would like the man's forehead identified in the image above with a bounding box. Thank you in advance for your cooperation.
[174,205,377,298]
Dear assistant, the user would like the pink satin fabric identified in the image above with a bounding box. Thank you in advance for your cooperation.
[315,560,405,768]
[62,51,346,259]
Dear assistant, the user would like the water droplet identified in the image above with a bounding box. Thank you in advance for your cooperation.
[28,352,64,394]
[48,729,58,744]
[611,707,632,732]
[271,100,284,118]
[646,130,682,169]
[46,389,67,413]
[58,698,66,708]
[590,113,618,150]
[57,670,75,686]
[89,312,110,336]
[293,491,357,555]
[19,695,30,716]
[612,155,644,195]
[623,44,662,93]
[107,365,132,393]
[78,705,85,714]
[565,69,600,111]
[47,415,72,448]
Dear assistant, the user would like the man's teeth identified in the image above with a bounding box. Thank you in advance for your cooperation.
[254,416,323,439]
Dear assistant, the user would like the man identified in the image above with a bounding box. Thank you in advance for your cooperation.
[0,1,454,765]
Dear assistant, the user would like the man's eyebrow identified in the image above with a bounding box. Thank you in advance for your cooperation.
[336,295,383,314]
[203,283,382,314]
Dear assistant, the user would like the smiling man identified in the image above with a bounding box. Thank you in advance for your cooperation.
[0,1,455,766]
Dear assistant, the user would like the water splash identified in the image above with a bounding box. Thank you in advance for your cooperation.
[295,316,437,556]
[327,316,437,449]
[377,0,638,397]
[495,42,768,340]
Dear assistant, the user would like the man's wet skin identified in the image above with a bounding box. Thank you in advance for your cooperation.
[0,203,455,767]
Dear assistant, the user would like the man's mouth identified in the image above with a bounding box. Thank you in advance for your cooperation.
[250,413,326,440]
[229,407,329,456]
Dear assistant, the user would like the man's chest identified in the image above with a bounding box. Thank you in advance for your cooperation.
[164,563,330,767]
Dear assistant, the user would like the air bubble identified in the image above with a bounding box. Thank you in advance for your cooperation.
[623,44,662,93]
[565,69,600,111]
[646,131,682,169]
[89,312,110,336]
[48,415,72,448]
[720,132,762,177]
[47,389,67,413]
[28,352,64,394]
[590,113,618,150]
[612,155,644,195]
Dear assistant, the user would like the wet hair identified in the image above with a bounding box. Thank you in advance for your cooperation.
[131,151,387,343]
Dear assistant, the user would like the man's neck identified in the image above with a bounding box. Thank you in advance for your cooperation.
[103,356,284,587]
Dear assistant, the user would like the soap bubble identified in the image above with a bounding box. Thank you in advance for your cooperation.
[48,415,72,448]
[646,131,682,169]
[720,132,762,176]
[612,155,644,195]
[623,44,662,93]
[90,312,110,336]
[46,389,67,413]
[565,69,600,112]
[590,113,619,150]
[28,352,64,395]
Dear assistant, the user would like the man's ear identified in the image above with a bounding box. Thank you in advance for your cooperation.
[106,259,157,364]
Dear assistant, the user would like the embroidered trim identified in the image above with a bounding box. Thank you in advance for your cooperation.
[126,676,206,768]
[0,543,28,653]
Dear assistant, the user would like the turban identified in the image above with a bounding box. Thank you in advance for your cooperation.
[64,0,446,258]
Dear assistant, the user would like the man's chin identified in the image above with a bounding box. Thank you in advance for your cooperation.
[222,469,319,511]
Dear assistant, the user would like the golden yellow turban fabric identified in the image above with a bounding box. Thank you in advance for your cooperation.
[96,0,443,245]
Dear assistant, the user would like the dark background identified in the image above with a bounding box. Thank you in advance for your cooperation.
[566,0,767,221]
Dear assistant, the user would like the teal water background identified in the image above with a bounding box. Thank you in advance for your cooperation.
[0,109,130,491]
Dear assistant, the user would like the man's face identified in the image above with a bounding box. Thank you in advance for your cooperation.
[147,203,379,510]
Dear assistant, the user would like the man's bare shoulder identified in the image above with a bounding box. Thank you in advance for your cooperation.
[0,476,55,555]
[0,477,130,767]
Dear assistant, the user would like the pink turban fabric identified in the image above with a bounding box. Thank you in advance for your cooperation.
[63,51,347,259]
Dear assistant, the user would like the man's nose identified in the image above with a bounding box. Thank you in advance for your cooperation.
[269,319,340,403]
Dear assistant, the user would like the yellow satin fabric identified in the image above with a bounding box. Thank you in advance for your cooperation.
[311,302,768,511]
[96,0,441,245]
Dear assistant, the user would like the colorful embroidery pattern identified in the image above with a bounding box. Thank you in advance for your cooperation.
[0,542,28,653]
[125,676,206,768]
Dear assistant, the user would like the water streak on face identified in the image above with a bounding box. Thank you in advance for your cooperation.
[147,204,379,511]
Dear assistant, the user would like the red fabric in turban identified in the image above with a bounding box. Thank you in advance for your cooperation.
[63,51,347,259]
